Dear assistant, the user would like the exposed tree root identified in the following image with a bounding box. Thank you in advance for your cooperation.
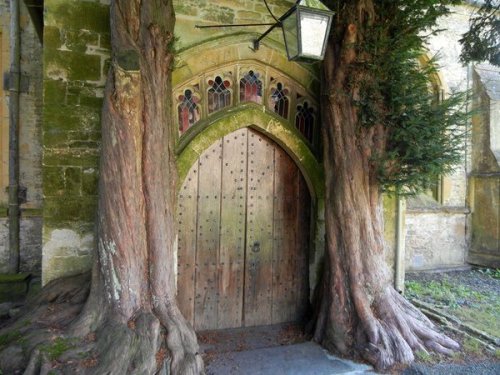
[0,274,203,374]
[315,281,460,371]
[359,287,459,370]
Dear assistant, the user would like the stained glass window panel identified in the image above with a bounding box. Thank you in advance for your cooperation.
[208,76,231,114]
[240,70,263,104]
[295,101,314,143]
[269,82,289,119]
[178,89,200,134]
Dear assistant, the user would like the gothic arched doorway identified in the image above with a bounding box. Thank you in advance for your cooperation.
[176,127,311,330]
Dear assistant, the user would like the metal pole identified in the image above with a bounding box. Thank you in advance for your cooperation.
[8,0,21,273]
[394,196,406,293]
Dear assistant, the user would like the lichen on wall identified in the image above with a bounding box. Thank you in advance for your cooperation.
[468,66,500,268]
[42,0,110,284]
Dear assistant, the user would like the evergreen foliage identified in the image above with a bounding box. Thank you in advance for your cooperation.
[460,0,500,66]
[329,0,468,194]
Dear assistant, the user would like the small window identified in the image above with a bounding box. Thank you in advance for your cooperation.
[208,76,231,114]
[240,70,263,104]
[295,101,315,143]
[178,89,200,134]
[269,82,289,119]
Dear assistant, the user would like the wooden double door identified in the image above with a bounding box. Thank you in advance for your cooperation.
[177,128,310,331]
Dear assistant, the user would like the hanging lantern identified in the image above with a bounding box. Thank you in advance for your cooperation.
[281,0,334,62]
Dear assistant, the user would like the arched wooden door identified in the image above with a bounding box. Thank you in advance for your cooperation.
[177,128,310,331]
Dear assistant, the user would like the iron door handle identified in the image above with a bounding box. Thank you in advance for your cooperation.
[251,241,260,253]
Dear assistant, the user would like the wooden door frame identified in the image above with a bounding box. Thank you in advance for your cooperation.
[175,107,326,304]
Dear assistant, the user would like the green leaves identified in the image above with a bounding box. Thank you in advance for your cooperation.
[349,1,469,194]
[460,0,500,66]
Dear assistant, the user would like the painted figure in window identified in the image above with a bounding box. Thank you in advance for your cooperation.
[208,76,231,114]
[178,89,200,134]
[270,82,289,119]
[240,70,263,104]
[295,101,314,143]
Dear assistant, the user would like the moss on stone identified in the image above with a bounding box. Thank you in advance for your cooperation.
[45,49,101,81]
[43,80,67,105]
[40,337,76,361]
[44,104,101,132]
[43,26,62,50]
[176,4,199,16]
[201,6,234,24]
[0,273,31,283]
[63,29,99,53]
[82,169,99,196]
[43,166,66,196]
[100,32,111,50]
[48,0,110,34]
[64,167,82,196]
[0,330,22,348]
[43,149,100,168]
[44,197,97,223]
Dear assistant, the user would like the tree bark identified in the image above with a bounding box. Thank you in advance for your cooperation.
[313,1,459,370]
[78,0,203,373]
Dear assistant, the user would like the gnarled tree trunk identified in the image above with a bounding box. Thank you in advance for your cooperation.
[76,0,202,373]
[313,1,458,371]
[7,1,203,374]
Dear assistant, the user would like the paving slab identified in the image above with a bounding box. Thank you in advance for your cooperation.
[205,341,375,375]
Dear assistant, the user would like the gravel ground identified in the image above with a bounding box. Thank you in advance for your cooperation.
[403,361,500,375]
[406,268,499,296]
[403,268,500,374]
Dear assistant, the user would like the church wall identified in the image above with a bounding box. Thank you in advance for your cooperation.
[0,0,43,273]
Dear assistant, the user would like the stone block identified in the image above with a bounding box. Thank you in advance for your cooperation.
[43,79,67,105]
[43,149,100,168]
[42,228,94,285]
[48,0,110,34]
[43,196,97,223]
[236,10,261,21]
[201,6,234,24]
[82,168,99,196]
[45,50,102,81]
[43,166,66,196]
[0,273,31,303]
[44,104,101,132]
[63,29,100,53]
[405,211,467,271]
[64,167,82,196]
[43,26,62,50]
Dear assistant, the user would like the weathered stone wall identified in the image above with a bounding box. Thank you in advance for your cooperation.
[405,209,467,270]
[37,1,483,284]
[404,5,473,271]
[468,65,500,267]
[0,0,43,273]
[173,0,294,51]
[41,0,109,284]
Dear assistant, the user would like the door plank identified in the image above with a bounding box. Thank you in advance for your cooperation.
[244,130,275,327]
[295,174,311,320]
[194,140,222,330]
[217,128,248,328]
[272,146,299,323]
[177,163,199,325]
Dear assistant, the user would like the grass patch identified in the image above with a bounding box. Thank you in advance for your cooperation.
[415,350,434,363]
[405,272,500,338]
[0,330,21,348]
[462,336,483,355]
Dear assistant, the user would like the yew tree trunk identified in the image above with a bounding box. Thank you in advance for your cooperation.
[73,0,203,373]
[313,0,459,371]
